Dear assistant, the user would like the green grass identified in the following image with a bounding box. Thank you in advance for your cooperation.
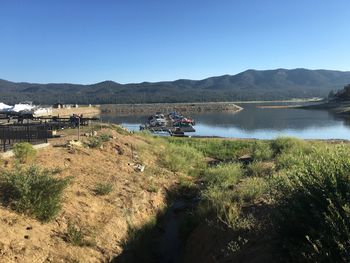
[246,161,274,177]
[132,134,350,261]
[203,163,242,188]
[93,182,113,195]
[159,143,205,175]
[0,165,70,222]
[65,221,95,247]
[167,137,254,160]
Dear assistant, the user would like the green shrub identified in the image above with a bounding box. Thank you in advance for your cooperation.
[94,182,113,195]
[271,137,309,156]
[0,165,70,222]
[99,134,111,142]
[86,137,102,148]
[274,144,350,261]
[12,142,37,163]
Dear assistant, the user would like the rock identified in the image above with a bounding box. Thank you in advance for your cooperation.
[238,154,253,163]
[93,131,98,136]
[134,164,145,172]
[67,140,83,148]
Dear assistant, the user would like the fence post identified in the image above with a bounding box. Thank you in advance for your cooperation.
[2,128,5,152]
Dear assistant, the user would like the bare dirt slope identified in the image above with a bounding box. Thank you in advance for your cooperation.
[0,126,175,263]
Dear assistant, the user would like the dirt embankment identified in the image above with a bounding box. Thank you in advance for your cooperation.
[0,126,177,263]
[100,102,243,116]
[51,106,101,117]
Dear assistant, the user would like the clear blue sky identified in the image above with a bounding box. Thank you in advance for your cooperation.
[0,0,349,84]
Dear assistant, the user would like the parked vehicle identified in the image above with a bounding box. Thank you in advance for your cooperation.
[148,114,166,127]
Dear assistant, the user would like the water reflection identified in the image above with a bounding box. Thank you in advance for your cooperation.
[101,103,350,140]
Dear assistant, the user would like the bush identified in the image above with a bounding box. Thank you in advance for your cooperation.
[12,142,37,163]
[274,145,350,261]
[0,165,70,222]
[94,182,113,195]
[271,137,309,156]
[99,134,111,142]
[86,137,102,148]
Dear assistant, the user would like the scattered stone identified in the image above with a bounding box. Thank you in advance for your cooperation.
[238,154,253,163]
[24,235,30,239]
[134,164,145,172]
[67,140,83,148]
[93,131,98,137]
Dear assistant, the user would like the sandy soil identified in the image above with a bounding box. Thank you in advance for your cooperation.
[0,127,175,263]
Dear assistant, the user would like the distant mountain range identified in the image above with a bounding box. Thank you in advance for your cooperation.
[1,68,350,104]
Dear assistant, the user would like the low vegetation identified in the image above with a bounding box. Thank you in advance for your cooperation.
[135,134,350,262]
[0,165,70,222]
[93,182,113,195]
[65,221,94,247]
[2,126,350,262]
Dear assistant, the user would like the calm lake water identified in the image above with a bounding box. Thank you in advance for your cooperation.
[101,102,350,140]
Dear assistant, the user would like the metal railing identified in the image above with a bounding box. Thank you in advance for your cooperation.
[0,124,49,152]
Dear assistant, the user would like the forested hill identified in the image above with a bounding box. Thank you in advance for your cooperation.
[1,68,350,104]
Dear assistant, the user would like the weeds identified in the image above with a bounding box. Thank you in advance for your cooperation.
[160,143,205,175]
[94,182,113,195]
[246,161,274,177]
[65,221,94,247]
[274,144,350,261]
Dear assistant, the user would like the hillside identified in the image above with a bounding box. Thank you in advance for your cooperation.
[1,68,350,104]
[2,128,350,262]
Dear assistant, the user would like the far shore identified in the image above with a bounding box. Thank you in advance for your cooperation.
[100,102,243,115]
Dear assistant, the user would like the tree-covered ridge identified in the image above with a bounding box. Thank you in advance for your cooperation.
[329,84,350,101]
[2,68,350,104]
